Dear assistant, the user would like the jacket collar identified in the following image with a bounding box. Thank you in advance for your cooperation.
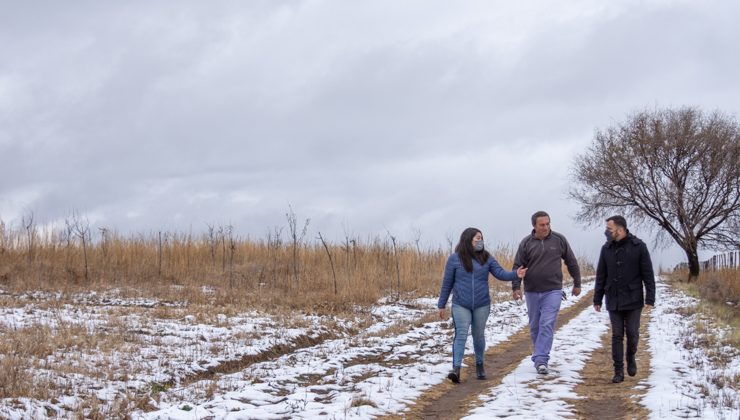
[608,230,633,248]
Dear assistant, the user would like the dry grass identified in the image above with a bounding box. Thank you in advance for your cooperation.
[665,268,740,412]
[0,222,472,311]
[0,220,585,417]
[666,268,740,349]
[0,219,533,316]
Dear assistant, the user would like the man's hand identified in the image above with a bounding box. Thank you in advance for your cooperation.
[572,287,582,297]
[593,304,601,312]
[513,289,522,300]
[644,304,653,311]
[438,308,446,320]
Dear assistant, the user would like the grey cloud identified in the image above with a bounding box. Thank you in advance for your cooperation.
[1,1,739,268]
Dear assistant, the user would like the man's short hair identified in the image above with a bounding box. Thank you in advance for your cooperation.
[531,211,550,226]
[606,215,628,230]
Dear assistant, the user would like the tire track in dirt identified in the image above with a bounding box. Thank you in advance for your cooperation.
[387,290,595,420]
[177,331,341,386]
[159,314,453,409]
[568,307,653,419]
[167,307,434,387]
[177,315,441,388]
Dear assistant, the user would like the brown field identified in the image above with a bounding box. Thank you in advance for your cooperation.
[0,217,595,413]
[0,219,532,312]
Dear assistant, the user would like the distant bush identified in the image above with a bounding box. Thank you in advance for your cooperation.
[697,269,740,315]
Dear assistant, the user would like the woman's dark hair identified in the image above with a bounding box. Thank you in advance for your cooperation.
[455,227,491,272]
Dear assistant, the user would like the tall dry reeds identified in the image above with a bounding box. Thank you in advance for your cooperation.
[0,218,519,310]
[0,213,600,309]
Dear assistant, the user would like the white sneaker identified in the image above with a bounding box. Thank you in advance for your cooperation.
[536,364,548,375]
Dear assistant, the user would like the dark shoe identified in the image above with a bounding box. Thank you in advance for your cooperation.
[536,364,548,375]
[627,355,637,377]
[612,371,624,383]
[476,363,486,380]
[447,366,461,383]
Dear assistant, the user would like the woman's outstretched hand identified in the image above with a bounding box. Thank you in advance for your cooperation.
[516,267,527,278]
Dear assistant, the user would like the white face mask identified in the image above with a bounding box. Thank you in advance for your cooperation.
[474,239,485,251]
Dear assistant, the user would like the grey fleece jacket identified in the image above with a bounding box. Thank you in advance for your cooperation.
[511,230,581,293]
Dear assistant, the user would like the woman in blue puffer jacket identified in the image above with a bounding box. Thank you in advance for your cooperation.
[437,227,527,383]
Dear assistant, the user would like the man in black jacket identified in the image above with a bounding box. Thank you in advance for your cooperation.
[594,215,656,383]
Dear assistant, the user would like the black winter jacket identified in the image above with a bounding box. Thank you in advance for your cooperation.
[594,232,656,311]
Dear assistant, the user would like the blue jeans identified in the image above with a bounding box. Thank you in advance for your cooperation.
[525,290,562,367]
[450,303,490,367]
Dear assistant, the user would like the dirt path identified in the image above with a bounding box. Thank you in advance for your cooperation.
[178,331,339,386]
[568,307,653,419]
[384,291,595,420]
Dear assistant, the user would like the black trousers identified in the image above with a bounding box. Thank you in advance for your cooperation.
[608,308,642,370]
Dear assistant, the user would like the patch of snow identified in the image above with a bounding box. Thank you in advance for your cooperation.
[642,277,740,420]
[464,296,609,419]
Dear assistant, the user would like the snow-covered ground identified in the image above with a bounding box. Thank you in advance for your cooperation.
[464,296,609,419]
[465,276,739,420]
[0,289,355,419]
[139,283,594,420]
[642,280,739,420]
[1,277,738,419]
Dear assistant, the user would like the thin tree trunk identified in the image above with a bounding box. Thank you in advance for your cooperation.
[318,233,337,295]
[158,231,163,277]
[684,244,700,281]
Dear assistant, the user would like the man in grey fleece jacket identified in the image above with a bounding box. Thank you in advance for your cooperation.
[512,211,581,374]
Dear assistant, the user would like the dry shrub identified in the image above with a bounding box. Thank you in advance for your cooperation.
[697,269,740,309]
[351,394,377,408]
[0,327,58,399]
[669,267,740,367]
[0,318,131,400]
[0,354,32,398]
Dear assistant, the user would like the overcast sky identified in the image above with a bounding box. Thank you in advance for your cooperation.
[1,0,738,269]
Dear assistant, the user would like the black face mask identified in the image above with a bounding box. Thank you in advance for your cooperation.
[604,229,612,242]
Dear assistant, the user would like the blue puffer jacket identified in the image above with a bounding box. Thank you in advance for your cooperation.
[437,253,519,310]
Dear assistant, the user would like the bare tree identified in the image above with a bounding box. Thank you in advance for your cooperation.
[157,231,165,277]
[219,225,227,273]
[223,224,236,287]
[0,218,6,255]
[63,216,75,269]
[22,210,36,265]
[411,226,422,255]
[99,227,110,259]
[69,211,91,281]
[286,205,310,286]
[570,106,740,279]
[386,229,401,301]
[206,223,217,267]
[185,225,193,271]
[341,225,358,281]
[317,232,338,295]
[266,226,284,289]
[445,231,454,254]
